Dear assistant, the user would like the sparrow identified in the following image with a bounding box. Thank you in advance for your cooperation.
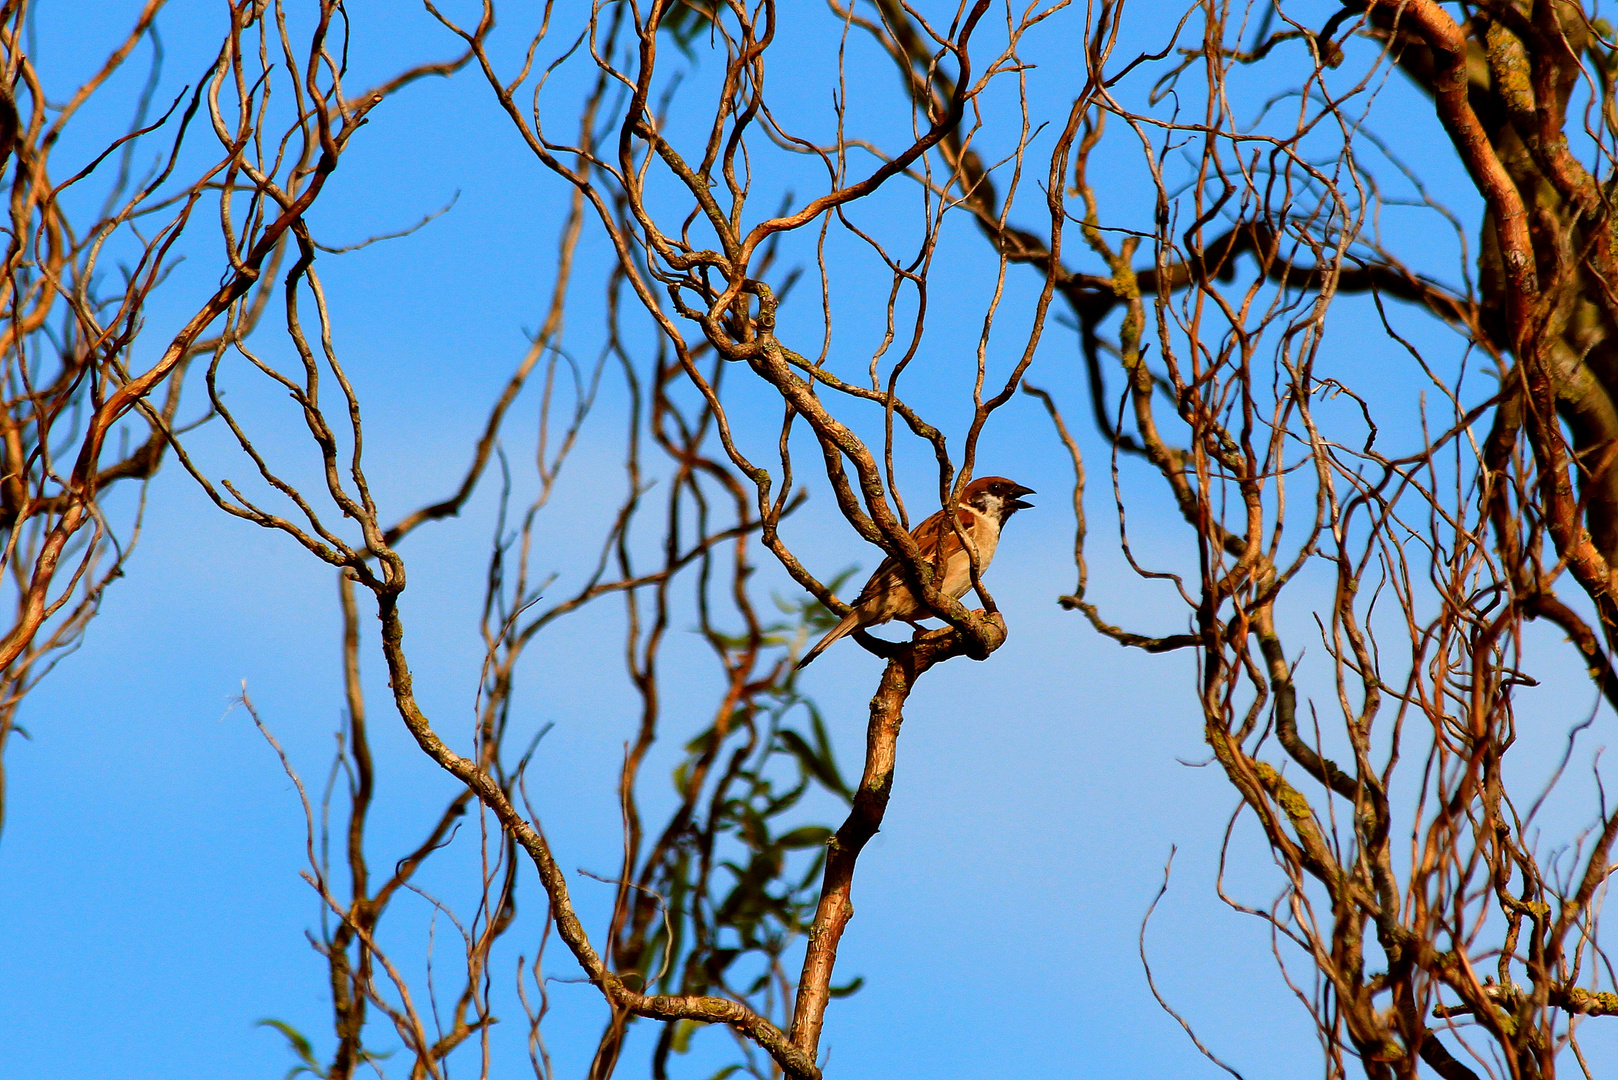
[796,476,1034,668]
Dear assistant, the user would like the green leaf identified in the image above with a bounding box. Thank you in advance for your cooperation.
[671,1018,701,1054]
[806,703,842,779]
[256,1019,325,1080]
[776,825,832,849]
[659,855,689,995]
[795,847,829,890]
[760,776,809,818]
[791,567,862,632]
[703,947,741,978]
[828,975,865,999]
[777,729,850,801]
[660,0,721,58]
[737,804,767,848]
[704,1067,743,1080]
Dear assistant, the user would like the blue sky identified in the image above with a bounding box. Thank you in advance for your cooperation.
[2,1,1616,1078]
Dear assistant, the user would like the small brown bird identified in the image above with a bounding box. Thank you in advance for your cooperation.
[796,476,1034,668]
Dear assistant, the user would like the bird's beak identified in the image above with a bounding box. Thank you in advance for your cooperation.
[1010,484,1035,511]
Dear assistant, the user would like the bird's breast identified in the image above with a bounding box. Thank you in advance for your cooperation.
[943,511,1001,597]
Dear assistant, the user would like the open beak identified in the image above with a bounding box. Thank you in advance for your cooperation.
[1010,484,1035,511]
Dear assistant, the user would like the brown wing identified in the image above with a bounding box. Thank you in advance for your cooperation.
[851,506,973,605]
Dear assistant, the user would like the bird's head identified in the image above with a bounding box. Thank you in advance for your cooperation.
[964,476,1035,521]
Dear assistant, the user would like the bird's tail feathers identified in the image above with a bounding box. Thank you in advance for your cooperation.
[796,610,861,669]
